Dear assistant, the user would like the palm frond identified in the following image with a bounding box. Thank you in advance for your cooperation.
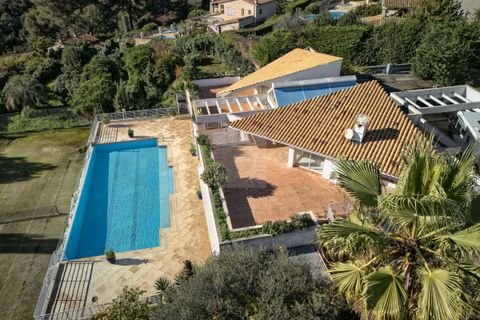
[418,268,465,320]
[441,144,475,202]
[397,135,440,197]
[335,158,381,208]
[364,266,407,320]
[455,263,480,282]
[437,224,480,259]
[317,218,382,244]
[330,262,366,304]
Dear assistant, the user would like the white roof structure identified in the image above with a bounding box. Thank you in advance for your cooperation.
[390,85,480,115]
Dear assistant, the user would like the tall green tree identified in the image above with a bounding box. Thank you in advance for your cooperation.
[71,74,115,117]
[316,138,480,319]
[2,75,46,112]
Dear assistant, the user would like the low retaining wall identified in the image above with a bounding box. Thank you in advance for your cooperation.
[220,227,317,251]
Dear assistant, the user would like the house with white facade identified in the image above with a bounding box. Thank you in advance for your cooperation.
[208,0,276,33]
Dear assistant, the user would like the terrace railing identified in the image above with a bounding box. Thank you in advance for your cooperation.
[97,108,170,121]
[33,244,63,319]
[34,293,161,320]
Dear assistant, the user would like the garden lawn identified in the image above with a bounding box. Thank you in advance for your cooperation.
[0,128,88,320]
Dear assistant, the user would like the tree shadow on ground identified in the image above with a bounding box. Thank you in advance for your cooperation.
[225,177,276,198]
[0,155,57,183]
[0,233,59,254]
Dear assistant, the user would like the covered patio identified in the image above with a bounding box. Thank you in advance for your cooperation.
[212,143,344,228]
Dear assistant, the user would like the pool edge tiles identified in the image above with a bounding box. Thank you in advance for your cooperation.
[64,139,174,260]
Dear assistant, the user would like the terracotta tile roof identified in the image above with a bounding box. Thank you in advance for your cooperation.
[383,0,420,9]
[218,49,342,95]
[229,81,424,177]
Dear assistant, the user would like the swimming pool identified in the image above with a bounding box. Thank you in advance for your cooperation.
[64,139,174,260]
[302,11,346,22]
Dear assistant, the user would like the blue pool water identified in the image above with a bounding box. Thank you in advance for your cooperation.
[329,10,346,20]
[64,139,174,260]
[302,11,346,21]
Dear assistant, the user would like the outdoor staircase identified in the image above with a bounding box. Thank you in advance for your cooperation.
[96,124,118,144]
[46,261,95,319]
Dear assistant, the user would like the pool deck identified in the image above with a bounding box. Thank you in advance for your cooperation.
[51,118,211,312]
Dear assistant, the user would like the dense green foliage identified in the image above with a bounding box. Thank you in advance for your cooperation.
[252,29,297,66]
[251,0,480,84]
[174,33,254,77]
[317,138,480,319]
[413,19,480,85]
[155,248,354,320]
[0,0,211,53]
[0,0,32,54]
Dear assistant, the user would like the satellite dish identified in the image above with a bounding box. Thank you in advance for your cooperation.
[345,128,354,140]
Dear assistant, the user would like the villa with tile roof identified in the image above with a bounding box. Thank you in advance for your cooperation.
[229,81,424,182]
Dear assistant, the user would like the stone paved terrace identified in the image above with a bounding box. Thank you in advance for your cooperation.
[51,118,211,312]
[212,144,344,228]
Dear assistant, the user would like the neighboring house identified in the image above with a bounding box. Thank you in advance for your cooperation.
[49,33,104,51]
[391,85,480,155]
[229,81,424,185]
[208,0,276,33]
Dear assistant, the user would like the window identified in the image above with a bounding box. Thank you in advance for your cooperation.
[227,7,234,15]
[259,8,263,15]
[296,152,324,173]
[248,9,252,15]
[241,8,245,16]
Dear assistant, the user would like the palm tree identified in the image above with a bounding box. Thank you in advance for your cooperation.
[2,75,46,112]
[316,137,480,320]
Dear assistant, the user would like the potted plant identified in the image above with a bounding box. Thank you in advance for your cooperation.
[127,128,134,138]
[196,188,202,199]
[105,248,116,264]
[101,115,110,125]
[189,144,197,156]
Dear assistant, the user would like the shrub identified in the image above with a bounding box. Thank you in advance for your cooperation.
[188,9,209,18]
[155,248,354,319]
[352,3,382,17]
[141,22,158,32]
[304,2,321,14]
[251,29,297,66]
[92,287,149,320]
[201,162,229,189]
[196,134,210,146]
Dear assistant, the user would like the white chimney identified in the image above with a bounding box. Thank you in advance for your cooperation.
[345,114,369,143]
